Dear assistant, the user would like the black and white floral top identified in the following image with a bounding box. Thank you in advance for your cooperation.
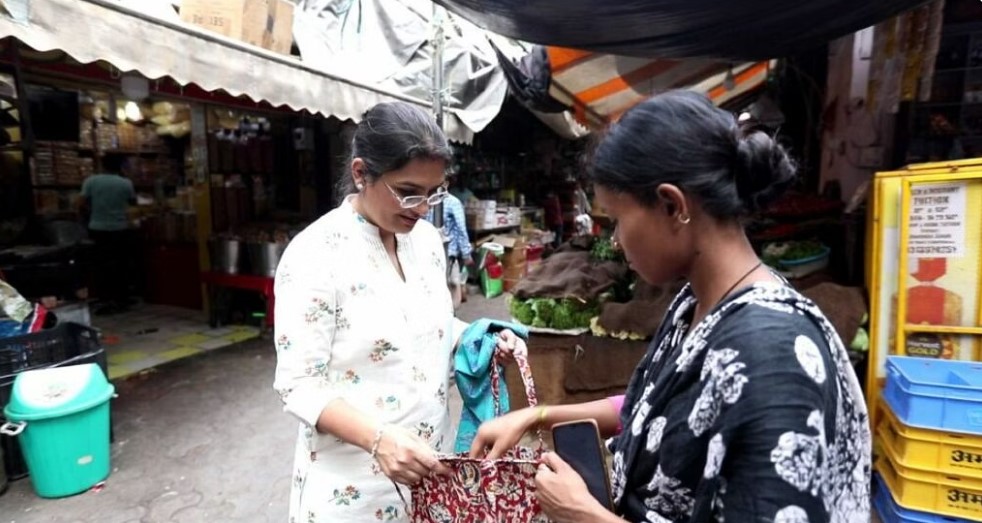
[608,282,871,523]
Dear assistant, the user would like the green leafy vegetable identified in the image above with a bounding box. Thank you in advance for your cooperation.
[509,297,599,330]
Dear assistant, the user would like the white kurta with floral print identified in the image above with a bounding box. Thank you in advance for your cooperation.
[274,197,458,523]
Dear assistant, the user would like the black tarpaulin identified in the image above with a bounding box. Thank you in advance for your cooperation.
[431,0,931,60]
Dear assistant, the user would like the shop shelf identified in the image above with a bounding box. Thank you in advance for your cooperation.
[884,356,982,435]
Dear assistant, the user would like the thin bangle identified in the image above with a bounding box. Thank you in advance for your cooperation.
[370,425,386,459]
[537,406,548,429]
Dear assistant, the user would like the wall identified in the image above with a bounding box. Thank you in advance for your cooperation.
[820,33,896,203]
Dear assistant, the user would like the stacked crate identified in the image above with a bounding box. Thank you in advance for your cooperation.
[874,356,982,522]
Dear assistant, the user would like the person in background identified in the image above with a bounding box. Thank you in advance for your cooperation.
[79,155,136,315]
[448,175,476,204]
[543,190,563,248]
[573,180,592,216]
[469,91,870,523]
[425,187,473,308]
[273,101,522,523]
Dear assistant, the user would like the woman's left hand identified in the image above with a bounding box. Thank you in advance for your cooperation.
[495,329,526,365]
[535,452,604,523]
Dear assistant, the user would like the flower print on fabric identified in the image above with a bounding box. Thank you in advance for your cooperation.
[332,486,361,506]
[774,505,810,523]
[794,336,827,385]
[375,506,400,521]
[611,450,626,504]
[646,416,668,453]
[688,348,748,437]
[375,396,401,412]
[305,298,333,324]
[770,410,826,495]
[644,465,695,519]
[704,433,726,479]
[370,339,399,362]
[341,370,361,384]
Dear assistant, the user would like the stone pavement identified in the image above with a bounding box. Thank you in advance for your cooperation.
[0,294,509,523]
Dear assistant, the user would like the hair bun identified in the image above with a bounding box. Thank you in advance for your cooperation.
[734,131,797,213]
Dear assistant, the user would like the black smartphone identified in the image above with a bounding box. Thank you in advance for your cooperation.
[551,419,614,511]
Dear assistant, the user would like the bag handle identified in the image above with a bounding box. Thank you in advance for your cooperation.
[491,343,545,448]
[491,346,538,413]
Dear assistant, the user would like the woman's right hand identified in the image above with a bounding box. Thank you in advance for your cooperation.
[468,407,540,459]
[374,425,450,485]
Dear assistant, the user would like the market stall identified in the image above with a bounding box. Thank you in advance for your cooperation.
[500,228,871,407]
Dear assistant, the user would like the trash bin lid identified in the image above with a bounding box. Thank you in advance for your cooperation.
[3,364,114,421]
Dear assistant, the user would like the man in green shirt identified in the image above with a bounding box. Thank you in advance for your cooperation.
[80,156,136,314]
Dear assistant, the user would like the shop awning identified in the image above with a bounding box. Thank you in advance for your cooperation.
[547,48,774,126]
[431,0,932,60]
[0,0,476,139]
[499,44,774,128]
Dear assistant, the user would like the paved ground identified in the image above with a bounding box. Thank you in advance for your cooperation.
[0,293,509,523]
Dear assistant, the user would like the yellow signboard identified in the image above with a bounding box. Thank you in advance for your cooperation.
[867,160,982,417]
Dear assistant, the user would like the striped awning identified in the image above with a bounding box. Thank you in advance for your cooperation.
[546,47,775,127]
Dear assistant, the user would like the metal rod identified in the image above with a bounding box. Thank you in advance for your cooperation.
[431,3,446,231]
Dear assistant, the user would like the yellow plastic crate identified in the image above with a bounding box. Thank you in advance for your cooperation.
[877,401,982,481]
[876,439,982,521]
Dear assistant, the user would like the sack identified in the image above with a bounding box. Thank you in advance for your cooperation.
[409,351,550,523]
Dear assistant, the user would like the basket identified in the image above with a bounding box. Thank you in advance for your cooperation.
[876,436,982,521]
[878,401,982,481]
[0,323,102,376]
[885,356,982,435]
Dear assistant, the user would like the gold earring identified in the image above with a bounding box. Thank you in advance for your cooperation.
[678,214,691,225]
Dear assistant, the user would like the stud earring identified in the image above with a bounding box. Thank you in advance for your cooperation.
[356,183,364,191]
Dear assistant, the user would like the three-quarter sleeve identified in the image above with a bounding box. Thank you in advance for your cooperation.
[272,254,344,429]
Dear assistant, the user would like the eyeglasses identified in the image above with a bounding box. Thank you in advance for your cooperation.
[383,182,449,209]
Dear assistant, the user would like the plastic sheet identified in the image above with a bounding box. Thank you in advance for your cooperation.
[432,0,932,60]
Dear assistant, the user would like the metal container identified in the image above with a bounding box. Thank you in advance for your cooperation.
[209,238,242,275]
[246,242,287,278]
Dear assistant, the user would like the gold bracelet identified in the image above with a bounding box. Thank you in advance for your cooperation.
[537,406,548,428]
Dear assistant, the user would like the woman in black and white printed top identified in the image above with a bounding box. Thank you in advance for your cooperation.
[469,91,871,523]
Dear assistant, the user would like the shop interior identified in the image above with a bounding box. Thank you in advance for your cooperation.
[0,53,342,379]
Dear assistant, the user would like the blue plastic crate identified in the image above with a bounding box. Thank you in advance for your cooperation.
[884,356,982,435]
[874,473,972,523]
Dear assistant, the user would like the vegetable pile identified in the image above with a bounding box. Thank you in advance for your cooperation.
[509,297,600,331]
[590,237,624,263]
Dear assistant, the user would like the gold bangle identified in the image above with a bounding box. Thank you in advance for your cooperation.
[537,406,548,428]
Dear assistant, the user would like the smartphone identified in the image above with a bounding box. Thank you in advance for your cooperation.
[551,419,614,511]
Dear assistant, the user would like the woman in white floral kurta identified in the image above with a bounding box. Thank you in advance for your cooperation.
[273,102,522,522]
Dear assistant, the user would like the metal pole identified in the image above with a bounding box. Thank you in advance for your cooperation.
[431,3,446,231]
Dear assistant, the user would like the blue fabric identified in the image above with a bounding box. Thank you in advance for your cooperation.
[453,318,529,453]
[0,318,31,339]
[426,193,472,259]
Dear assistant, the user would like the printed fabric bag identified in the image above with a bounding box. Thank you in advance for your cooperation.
[407,351,551,523]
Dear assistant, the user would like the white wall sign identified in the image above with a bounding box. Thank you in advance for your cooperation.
[908,182,967,258]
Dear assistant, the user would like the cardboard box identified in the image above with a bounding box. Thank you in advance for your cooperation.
[181,0,294,55]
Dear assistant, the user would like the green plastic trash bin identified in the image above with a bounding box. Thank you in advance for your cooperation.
[1,363,114,498]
